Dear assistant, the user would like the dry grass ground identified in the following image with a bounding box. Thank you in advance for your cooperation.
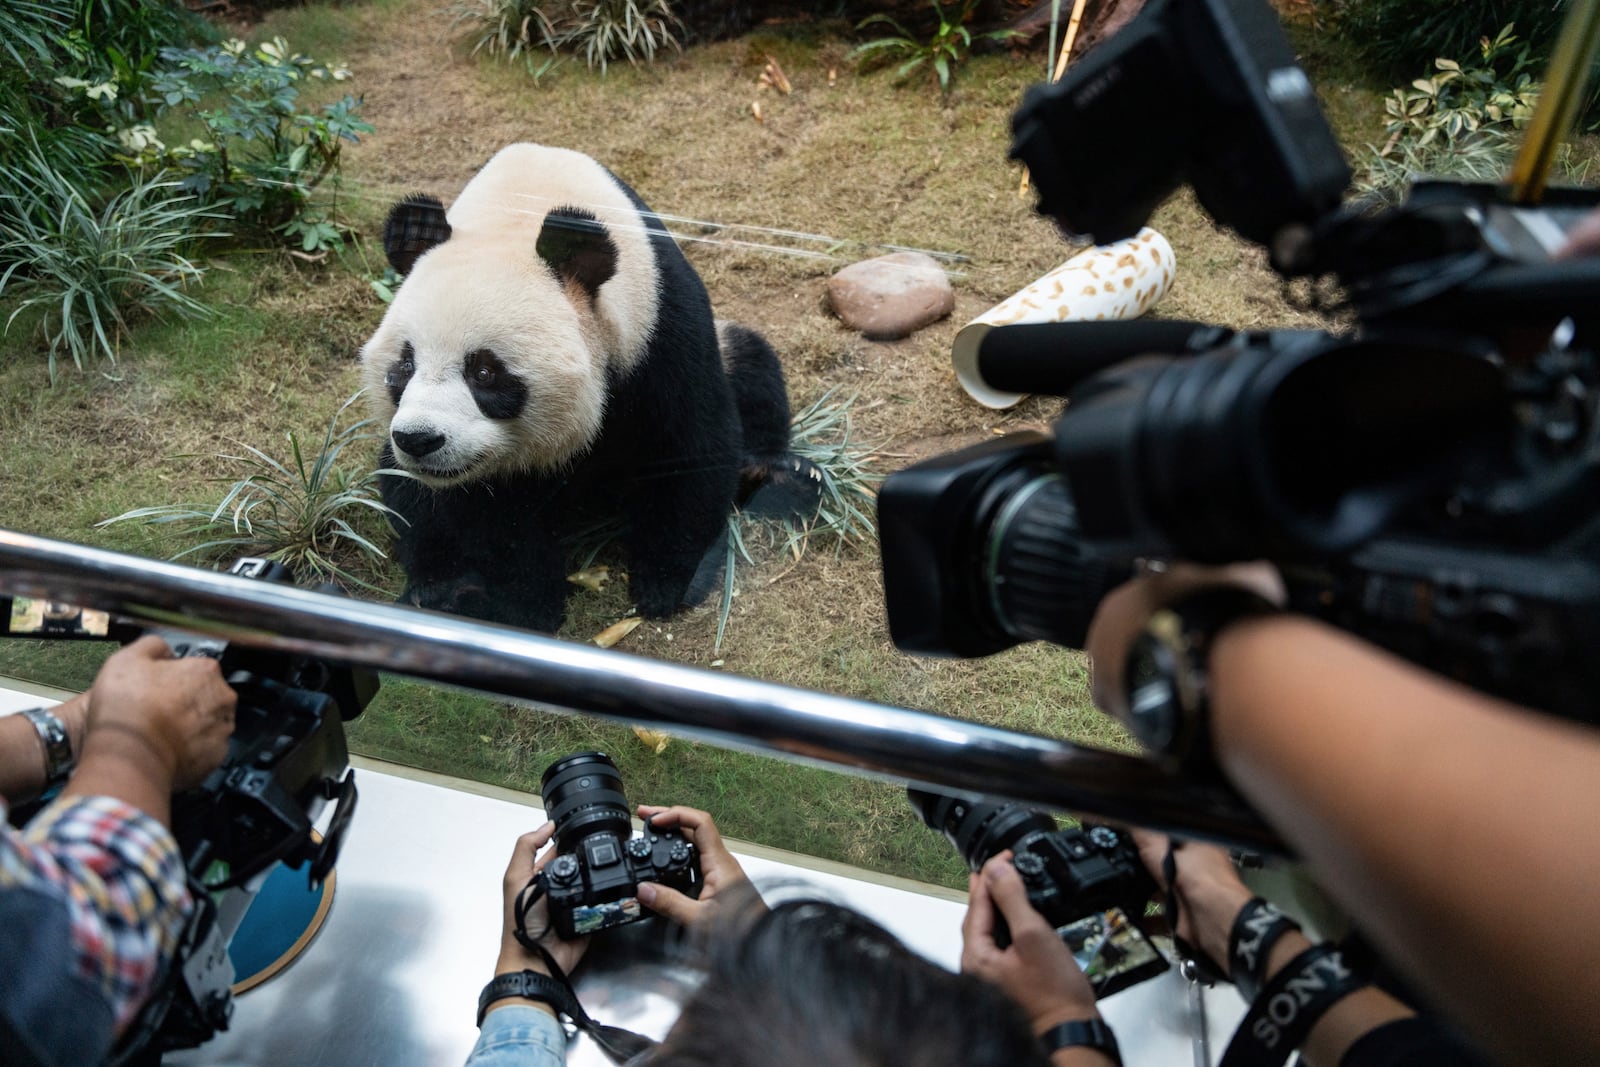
[0,0,1371,883]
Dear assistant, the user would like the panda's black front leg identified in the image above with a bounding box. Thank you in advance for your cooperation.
[623,466,736,619]
[383,473,571,632]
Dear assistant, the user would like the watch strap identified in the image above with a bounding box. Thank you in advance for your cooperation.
[477,969,573,1028]
[1129,587,1278,765]
[1039,1017,1123,1064]
[21,707,74,787]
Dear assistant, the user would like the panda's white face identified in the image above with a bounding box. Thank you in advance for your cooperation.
[361,239,608,487]
[360,144,664,489]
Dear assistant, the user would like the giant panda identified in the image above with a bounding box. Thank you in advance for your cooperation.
[360,143,818,632]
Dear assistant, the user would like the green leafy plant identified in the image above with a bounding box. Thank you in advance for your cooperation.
[715,390,881,651]
[0,137,220,380]
[0,2,123,208]
[144,37,374,254]
[851,0,1019,96]
[1357,25,1588,202]
[1331,0,1567,80]
[98,392,409,593]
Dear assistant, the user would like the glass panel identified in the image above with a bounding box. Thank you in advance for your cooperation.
[2,0,1589,888]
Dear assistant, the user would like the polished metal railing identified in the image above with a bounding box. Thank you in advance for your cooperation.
[0,527,1277,849]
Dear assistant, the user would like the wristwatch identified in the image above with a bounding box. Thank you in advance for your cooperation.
[1122,588,1278,768]
[21,707,75,789]
[476,969,573,1028]
[1038,1017,1122,1064]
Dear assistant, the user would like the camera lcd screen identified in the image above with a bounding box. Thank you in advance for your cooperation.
[1059,907,1169,999]
[6,597,113,639]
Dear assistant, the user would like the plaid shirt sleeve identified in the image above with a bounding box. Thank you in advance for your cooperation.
[1,793,192,1035]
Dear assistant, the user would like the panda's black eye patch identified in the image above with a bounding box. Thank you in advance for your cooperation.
[384,342,416,405]
[467,348,499,386]
[464,348,527,420]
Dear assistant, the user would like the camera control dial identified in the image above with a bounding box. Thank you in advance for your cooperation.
[548,854,580,884]
[1013,851,1048,884]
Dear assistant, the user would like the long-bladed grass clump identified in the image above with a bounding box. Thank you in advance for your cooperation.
[0,140,222,381]
[98,392,409,593]
[716,389,881,650]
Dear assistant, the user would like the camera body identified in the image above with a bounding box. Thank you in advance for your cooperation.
[911,789,1166,996]
[536,752,701,939]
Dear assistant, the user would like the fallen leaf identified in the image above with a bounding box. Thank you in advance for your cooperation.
[566,565,610,592]
[633,726,672,754]
[478,735,492,744]
[593,616,643,648]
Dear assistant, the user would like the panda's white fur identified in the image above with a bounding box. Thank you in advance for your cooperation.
[360,144,662,485]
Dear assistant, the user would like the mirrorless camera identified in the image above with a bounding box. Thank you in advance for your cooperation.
[880,0,1600,726]
[910,788,1167,997]
[536,751,701,939]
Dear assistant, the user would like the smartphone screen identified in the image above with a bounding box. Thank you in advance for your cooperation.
[5,597,115,640]
[1059,907,1170,999]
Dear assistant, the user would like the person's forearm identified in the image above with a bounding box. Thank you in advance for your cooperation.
[0,697,86,804]
[0,712,49,803]
[1210,615,1600,1065]
[62,728,174,827]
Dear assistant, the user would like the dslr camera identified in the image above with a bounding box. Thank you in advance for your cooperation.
[911,788,1167,997]
[880,0,1600,727]
[536,751,701,939]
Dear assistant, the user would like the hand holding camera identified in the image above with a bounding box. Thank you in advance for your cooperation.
[961,853,1102,1036]
[524,752,703,942]
[633,803,752,928]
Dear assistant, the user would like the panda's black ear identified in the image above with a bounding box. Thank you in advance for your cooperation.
[536,207,618,301]
[383,194,451,276]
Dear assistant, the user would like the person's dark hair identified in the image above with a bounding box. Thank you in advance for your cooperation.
[646,886,1050,1067]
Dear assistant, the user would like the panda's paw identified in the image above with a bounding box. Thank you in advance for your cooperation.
[631,568,696,620]
[738,455,825,521]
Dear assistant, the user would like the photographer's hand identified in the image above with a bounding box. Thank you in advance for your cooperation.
[1129,828,1253,971]
[63,636,236,826]
[961,853,1109,1064]
[496,822,589,982]
[633,804,753,927]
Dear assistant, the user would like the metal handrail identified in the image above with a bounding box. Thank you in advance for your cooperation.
[0,527,1277,849]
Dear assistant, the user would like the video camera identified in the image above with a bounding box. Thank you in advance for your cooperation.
[880,0,1600,726]
[3,557,376,1063]
[533,751,701,940]
[910,788,1168,997]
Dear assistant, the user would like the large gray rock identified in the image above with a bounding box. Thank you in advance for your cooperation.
[827,252,955,340]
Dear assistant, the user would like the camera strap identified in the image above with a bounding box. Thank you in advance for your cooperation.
[512,880,660,1066]
[1217,942,1369,1067]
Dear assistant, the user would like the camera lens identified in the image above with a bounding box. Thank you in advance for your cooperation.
[540,751,632,853]
[977,464,1130,650]
[907,787,1058,872]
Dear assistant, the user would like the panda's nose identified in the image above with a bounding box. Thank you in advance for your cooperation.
[393,429,446,458]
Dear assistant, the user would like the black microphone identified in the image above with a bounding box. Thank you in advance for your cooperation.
[957,321,1233,403]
